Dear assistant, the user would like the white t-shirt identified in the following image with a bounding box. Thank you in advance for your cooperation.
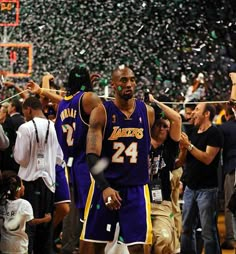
[0,198,34,253]
[14,117,63,192]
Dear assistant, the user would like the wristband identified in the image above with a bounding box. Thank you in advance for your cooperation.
[86,153,110,191]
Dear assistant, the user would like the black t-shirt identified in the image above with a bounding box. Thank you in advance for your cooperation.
[219,119,236,174]
[150,136,179,201]
[185,125,224,189]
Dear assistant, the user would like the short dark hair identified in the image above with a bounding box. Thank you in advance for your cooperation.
[185,102,196,111]
[23,96,42,110]
[204,103,216,121]
[225,104,234,117]
[11,99,23,114]
[66,65,92,95]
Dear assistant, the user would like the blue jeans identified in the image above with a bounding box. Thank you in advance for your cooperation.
[181,186,221,254]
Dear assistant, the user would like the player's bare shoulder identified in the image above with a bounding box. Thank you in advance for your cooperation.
[145,103,155,128]
[82,91,102,115]
[89,103,106,129]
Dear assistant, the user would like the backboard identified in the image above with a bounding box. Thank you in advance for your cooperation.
[0,0,19,27]
[0,43,33,77]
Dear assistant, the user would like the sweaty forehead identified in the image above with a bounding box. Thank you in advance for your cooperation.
[112,68,134,80]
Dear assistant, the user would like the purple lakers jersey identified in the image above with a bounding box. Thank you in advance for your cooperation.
[55,91,88,162]
[102,99,151,187]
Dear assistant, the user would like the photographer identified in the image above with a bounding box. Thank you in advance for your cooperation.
[147,94,182,254]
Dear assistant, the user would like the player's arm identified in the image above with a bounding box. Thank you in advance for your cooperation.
[82,91,102,115]
[86,104,109,190]
[27,80,63,103]
[146,103,155,129]
[86,104,122,209]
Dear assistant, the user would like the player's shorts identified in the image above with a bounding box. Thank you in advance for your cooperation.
[80,182,152,246]
[54,164,71,204]
[70,157,92,209]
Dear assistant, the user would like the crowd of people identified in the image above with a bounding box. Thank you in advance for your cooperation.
[1,0,236,102]
[0,2,236,253]
[0,64,235,254]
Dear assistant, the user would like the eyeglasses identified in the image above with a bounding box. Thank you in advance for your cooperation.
[156,123,169,129]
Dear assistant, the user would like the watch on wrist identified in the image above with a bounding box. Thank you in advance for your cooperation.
[187,143,194,152]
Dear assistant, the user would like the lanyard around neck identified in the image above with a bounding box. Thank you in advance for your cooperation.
[32,119,50,144]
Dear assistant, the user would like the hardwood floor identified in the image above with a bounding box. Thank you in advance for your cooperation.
[217,213,235,254]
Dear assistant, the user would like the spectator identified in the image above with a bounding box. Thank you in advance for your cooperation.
[184,73,207,103]
[219,104,236,249]
[0,124,9,150]
[0,171,51,254]
[1,1,236,103]
[55,65,101,254]
[81,66,155,254]
[0,103,18,173]
[13,96,64,254]
[147,94,181,254]
[25,78,71,252]
[179,102,223,254]
[7,98,25,131]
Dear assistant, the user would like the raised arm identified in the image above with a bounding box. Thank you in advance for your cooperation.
[27,80,63,104]
[149,94,182,142]
[3,81,29,99]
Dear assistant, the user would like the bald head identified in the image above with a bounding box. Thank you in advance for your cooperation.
[111,66,136,100]
[111,66,134,82]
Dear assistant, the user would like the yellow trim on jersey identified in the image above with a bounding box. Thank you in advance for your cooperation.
[101,103,108,140]
[64,95,73,100]
[64,165,69,183]
[80,178,95,240]
[144,103,152,142]
[78,92,89,126]
[144,184,153,244]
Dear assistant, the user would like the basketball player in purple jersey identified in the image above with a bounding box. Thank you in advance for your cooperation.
[81,66,155,254]
[55,65,101,253]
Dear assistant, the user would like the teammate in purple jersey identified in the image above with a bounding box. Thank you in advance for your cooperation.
[55,65,101,254]
[81,66,155,254]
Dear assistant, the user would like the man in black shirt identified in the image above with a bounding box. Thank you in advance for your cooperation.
[180,102,223,254]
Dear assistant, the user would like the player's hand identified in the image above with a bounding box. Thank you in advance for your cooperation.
[102,187,122,210]
[26,80,41,94]
[44,213,52,223]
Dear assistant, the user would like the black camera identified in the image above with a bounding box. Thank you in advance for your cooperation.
[143,88,150,103]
